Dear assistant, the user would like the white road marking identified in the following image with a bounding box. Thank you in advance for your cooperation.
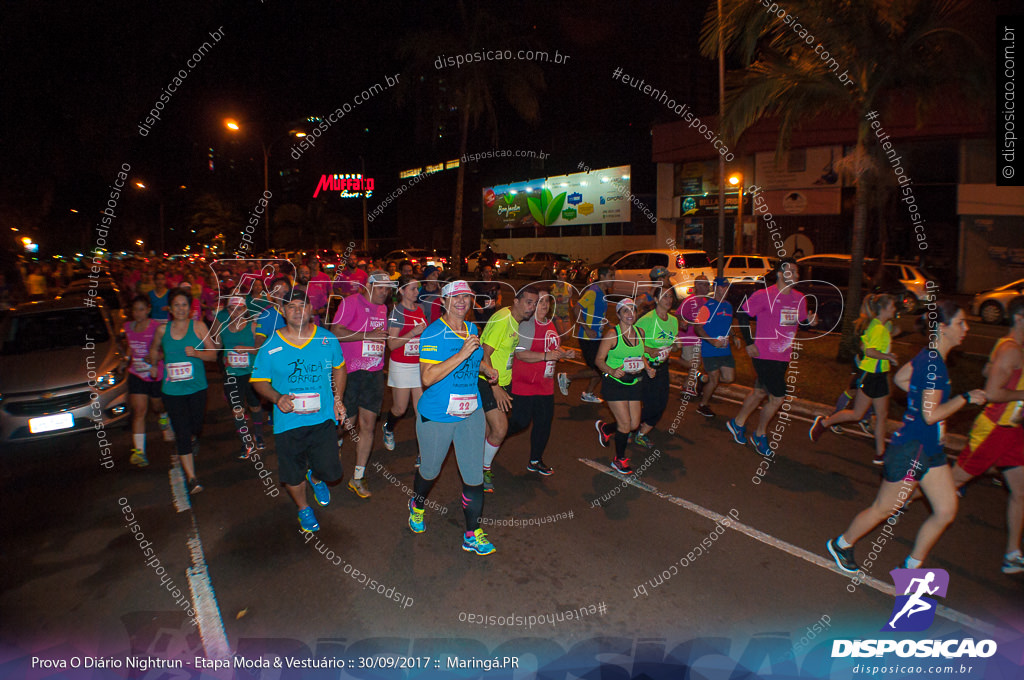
[580,457,1008,639]
[169,459,230,660]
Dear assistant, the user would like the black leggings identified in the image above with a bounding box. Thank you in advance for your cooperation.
[162,389,207,456]
[640,364,670,428]
[507,392,554,462]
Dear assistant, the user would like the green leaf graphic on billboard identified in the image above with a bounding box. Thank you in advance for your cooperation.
[503,193,517,206]
[527,188,568,226]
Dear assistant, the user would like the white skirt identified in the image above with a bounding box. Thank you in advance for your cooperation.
[387,358,422,389]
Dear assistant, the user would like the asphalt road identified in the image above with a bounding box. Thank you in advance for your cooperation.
[3,356,1022,678]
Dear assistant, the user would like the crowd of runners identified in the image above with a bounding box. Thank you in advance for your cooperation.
[105,253,1024,572]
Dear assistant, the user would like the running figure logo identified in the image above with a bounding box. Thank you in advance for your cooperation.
[882,568,949,632]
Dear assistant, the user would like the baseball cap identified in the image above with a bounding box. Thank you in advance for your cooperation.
[227,295,246,307]
[284,290,308,305]
[441,280,473,297]
[649,266,670,280]
[714,276,729,288]
[368,270,397,286]
[421,265,439,278]
[616,297,636,313]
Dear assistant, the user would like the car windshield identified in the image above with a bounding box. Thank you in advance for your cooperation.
[678,253,711,268]
[0,308,110,355]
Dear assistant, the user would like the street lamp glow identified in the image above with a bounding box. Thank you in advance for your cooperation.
[225,119,240,131]
[135,182,146,189]
[135,239,144,247]
[728,173,742,186]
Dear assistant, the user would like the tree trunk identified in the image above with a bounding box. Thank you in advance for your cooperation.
[451,104,471,276]
[837,121,872,363]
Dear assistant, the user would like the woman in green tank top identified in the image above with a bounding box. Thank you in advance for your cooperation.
[149,288,217,493]
[595,298,652,475]
[212,296,265,458]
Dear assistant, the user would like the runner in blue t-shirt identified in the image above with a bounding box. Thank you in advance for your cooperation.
[694,276,736,419]
[827,301,986,575]
[251,290,347,533]
[409,280,499,556]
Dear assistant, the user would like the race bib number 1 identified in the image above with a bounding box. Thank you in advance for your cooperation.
[292,393,321,414]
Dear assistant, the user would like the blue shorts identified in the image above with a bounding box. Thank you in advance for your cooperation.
[882,437,947,483]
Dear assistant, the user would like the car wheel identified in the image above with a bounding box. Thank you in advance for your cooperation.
[980,301,1004,325]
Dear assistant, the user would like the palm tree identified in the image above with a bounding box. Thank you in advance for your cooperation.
[395,1,544,274]
[700,0,986,360]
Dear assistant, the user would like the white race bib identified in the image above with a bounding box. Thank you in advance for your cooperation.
[543,360,556,378]
[446,394,478,418]
[226,351,250,368]
[362,340,385,358]
[780,308,799,327]
[132,358,151,374]
[622,356,644,373]
[166,361,193,382]
[404,338,420,356]
[292,393,321,414]
[656,346,670,362]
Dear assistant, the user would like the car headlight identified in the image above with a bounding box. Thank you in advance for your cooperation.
[94,370,122,390]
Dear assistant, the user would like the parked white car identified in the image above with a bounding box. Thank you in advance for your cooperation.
[607,249,715,298]
[710,254,778,282]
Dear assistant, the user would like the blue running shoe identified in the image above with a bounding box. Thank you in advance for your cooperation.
[298,507,319,533]
[408,499,425,533]
[726,418,747,445]
[751,433,772,457]
[307,470,330,507]
[462,528,496,555]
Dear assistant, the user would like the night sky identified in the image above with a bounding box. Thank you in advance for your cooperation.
[0,0,1007,253]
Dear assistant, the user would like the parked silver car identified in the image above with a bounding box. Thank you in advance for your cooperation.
[971,277,1024,324]
[0,298,129,443]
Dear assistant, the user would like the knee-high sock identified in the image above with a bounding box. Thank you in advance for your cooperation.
[412,471,436,510]
[614,431,629,459]
[483,439,500,468]
[462,483,484,532]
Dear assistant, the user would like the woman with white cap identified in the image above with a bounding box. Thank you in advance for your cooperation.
[594,298,650,474]
[410,280,500,555]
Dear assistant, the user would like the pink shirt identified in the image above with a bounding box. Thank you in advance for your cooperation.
[741,285,808,361]
[331,294,387,372]
[306,272,333,312]
[124,319,164,381]
[333,267,368,297]
[677,295,707,346]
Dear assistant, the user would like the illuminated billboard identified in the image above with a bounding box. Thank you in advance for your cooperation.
[482,165,631,230]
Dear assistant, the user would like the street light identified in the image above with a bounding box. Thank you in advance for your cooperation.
[224,118,306,252]
[132,181,165,254]
[728,173,744,254]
